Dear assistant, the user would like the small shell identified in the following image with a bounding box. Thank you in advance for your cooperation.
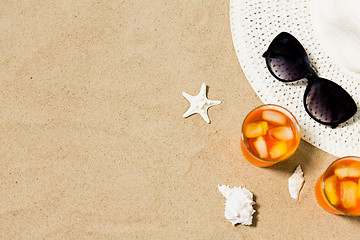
[288,165,305,200]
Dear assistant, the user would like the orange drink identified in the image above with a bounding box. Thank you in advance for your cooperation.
[315,156,360,216]
[240,105,301,167]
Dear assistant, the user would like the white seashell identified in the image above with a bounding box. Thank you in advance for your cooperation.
[218,185,256,226]
[288,165,305,200]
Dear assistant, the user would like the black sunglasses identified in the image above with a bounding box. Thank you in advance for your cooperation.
[263,32,357,128]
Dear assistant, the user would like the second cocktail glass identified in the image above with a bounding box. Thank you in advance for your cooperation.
[315,156,360,216]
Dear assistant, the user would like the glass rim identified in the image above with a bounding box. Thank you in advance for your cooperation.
[241,104,301,163]
[321,156,360,216]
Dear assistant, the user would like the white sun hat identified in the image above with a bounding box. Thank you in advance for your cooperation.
[230,0,360,157]
[311,0,360,75]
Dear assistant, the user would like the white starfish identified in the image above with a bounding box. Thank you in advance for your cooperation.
[182,83,221,123]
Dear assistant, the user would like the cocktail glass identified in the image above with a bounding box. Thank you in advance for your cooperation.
[315,156,360,216]
[240,104,301,167]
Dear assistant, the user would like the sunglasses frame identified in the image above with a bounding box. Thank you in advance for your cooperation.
[262,32,357,128]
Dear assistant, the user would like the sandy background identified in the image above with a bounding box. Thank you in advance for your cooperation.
[1,0,359,239]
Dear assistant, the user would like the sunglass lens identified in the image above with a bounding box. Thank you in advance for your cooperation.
[267,33,309,81]
[304,78,357,126]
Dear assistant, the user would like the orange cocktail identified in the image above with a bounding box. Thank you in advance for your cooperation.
[315,156,360,216]
[240,105,301,167]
